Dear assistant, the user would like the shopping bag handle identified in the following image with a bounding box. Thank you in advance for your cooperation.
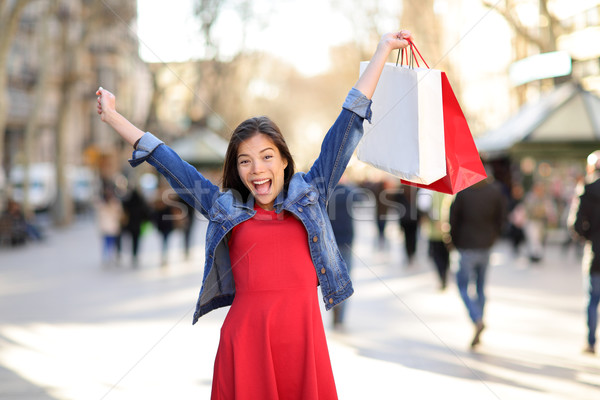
[395,39,430,69]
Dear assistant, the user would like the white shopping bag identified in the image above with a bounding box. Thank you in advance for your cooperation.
[357,62,446,184]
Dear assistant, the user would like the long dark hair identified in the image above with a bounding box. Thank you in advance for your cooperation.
[222,116,295,202]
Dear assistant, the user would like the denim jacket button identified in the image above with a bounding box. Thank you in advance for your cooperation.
[298,207,303,212]
[312,236,318,243]
[320,267,326,274]
[328,298,334,304]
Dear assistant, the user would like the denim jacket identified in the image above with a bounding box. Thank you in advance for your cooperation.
[129,88,372,324]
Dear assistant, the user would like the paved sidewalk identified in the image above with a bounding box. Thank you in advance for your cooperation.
[0,214,598,399]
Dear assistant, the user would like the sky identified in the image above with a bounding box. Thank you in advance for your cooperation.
[134,0,517,132]
[137,0,345,76]
[136,0,400,76]
[138,0,600,132]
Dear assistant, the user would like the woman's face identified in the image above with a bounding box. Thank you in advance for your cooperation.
[236,133,288,210]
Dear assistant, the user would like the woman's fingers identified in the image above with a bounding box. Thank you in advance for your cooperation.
[95,86,115,116]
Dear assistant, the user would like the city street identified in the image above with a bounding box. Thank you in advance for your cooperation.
[0,212,599,400]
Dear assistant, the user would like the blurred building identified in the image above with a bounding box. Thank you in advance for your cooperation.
[471,1,600,240]
[2,0,152,216]
[558,2,600,94]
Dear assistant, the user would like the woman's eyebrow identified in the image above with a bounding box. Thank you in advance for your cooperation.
[237,147,274,159]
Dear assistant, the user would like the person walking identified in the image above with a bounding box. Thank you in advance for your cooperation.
[396,184,420,265]
[96,30,413,399]
[152,185,177,266]
[361,176,391,248]
[523,181,557,263]
[119,186,150,267]
[327,175,357,331]
[449,170,506,349]
[174,194,195,261]
[572,150,600,355]
[419,189,451,290]
[95,184,123,266]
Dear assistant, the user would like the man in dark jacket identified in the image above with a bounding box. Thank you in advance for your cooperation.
[449,172,506,348]
[573,150,600,354]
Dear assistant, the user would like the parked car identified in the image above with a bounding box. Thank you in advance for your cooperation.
[9,163,98,212]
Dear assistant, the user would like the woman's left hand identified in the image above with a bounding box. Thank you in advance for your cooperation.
[379,30,412,52]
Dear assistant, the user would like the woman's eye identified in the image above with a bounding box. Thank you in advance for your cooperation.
[264,155,273,160]
[239,159,249,165]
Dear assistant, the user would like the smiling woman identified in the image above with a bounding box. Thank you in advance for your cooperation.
[222,116,293,211]
[235,134,289,211]
[97,29,413,399]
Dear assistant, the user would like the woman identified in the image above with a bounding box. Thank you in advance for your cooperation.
[97,30,412,399]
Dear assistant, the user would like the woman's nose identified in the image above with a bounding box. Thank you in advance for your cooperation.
[251,160,265,174]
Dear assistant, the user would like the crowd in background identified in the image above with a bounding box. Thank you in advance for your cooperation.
[0,161,587,270]
[2,158,597,352]
[93,175,196,268]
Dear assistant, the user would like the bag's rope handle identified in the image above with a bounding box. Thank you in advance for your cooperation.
[395,39,430,69]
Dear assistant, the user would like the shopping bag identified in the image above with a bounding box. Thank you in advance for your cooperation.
[400,71,487,194]
[357,58,446,184]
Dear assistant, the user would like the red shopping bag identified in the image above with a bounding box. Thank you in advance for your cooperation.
[399,42,486,194]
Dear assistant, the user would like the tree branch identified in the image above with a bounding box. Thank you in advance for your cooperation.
[482,0,547,52]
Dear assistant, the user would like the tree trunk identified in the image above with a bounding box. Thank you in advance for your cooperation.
[53,0,108,226]
[22,1,57,213]
[0,0,34,206]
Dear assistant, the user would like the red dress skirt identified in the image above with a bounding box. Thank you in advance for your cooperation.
[211,206,338,400]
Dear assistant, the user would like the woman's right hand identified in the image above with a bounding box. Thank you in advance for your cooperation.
[96,87,116,123]
[94,86,145,146]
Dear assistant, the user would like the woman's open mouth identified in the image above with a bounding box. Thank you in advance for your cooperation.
[252,178,272,195]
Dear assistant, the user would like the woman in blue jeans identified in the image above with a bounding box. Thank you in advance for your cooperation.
[96,31,413,399]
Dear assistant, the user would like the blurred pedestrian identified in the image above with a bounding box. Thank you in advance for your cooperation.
[95,184,123,266]
[523,181,557,263]
[419,189,451,290]
[507,184,526,257]
[119,186,150,267]
[449,170,506,348]
[0,199,28,247]
[563,173,585,259]
[396,184,420,265]
[174,195,195,261]
[572,150,600,355]
[97,29,413,397]
[362,176,392,248]
[327,175,357,330]
[152,186,176,266]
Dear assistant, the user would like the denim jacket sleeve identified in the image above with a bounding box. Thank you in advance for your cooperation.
[305,87,372,202]
[128,132,221,217]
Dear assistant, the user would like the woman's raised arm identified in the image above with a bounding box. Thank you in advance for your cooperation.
[96,87,145,147]
[354,30,412,99]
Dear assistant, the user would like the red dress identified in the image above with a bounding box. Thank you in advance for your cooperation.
[211,206,338,400]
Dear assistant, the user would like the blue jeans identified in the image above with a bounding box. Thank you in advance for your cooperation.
[588,273,600,347]
[102,235,118,263]
[456,248,490,324]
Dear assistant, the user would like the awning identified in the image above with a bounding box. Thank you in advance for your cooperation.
[476,82,600,159]
[170,127,228,168]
